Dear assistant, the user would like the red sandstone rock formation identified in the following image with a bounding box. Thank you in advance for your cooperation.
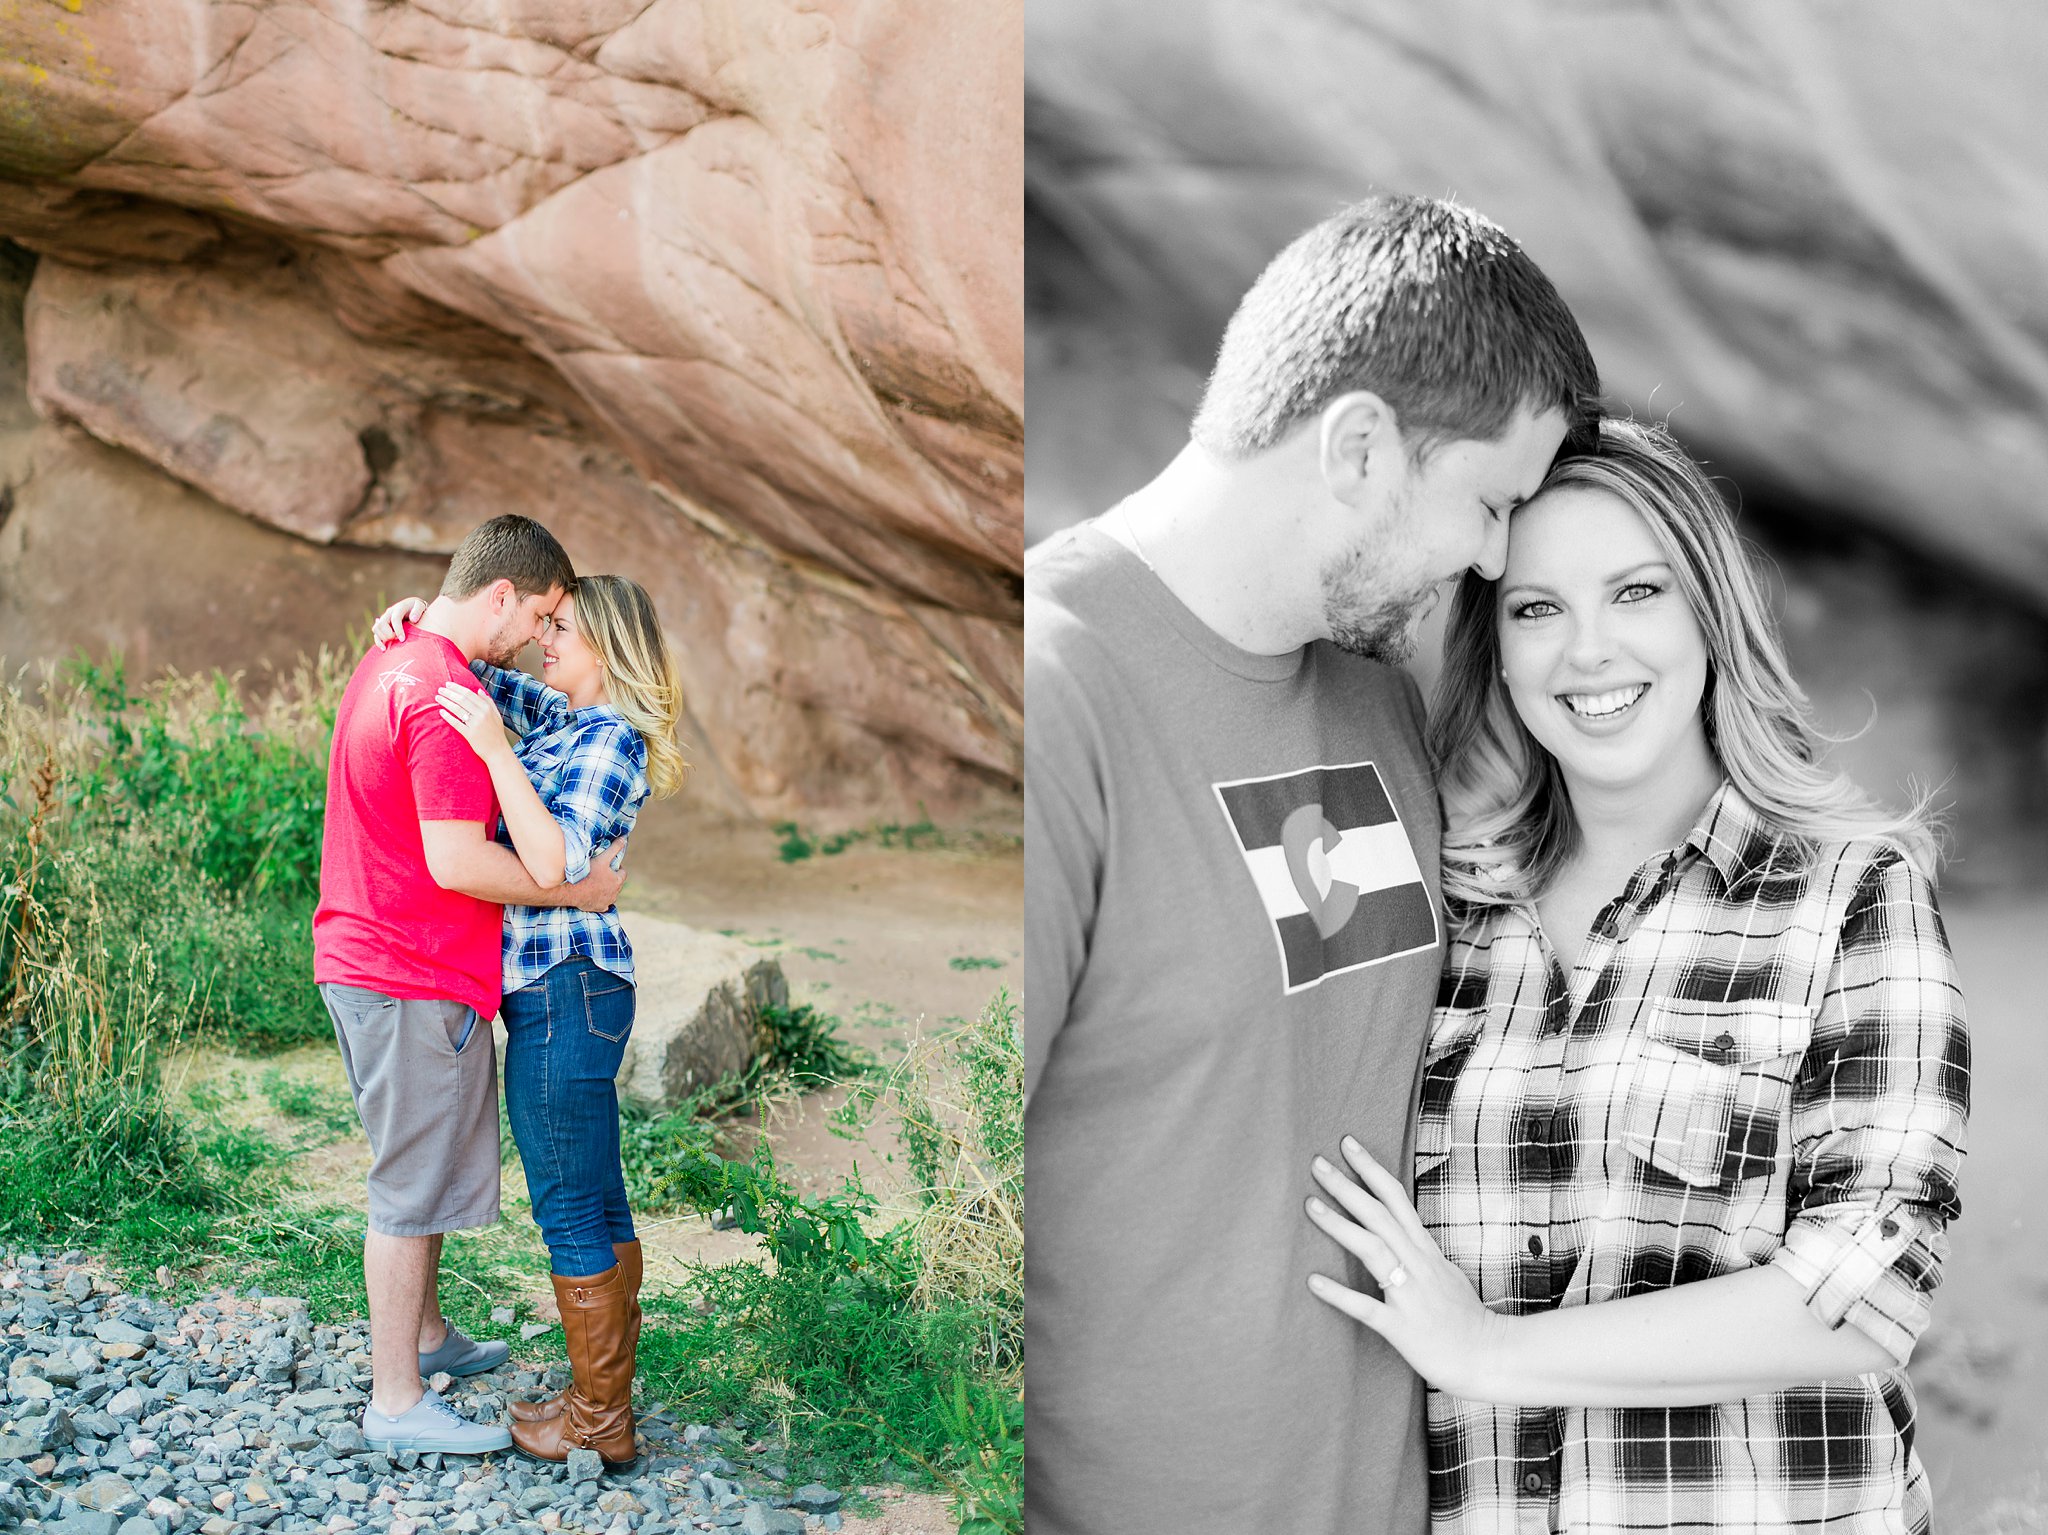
[0,0,1021,818]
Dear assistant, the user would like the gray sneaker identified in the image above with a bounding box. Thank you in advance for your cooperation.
[419,1323,510,1380]
[362,1389,512,1455]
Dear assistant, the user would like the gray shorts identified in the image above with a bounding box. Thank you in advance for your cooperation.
[320,983,501,1237]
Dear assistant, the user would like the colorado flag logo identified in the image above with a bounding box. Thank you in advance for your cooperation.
[1213,761,1438,995]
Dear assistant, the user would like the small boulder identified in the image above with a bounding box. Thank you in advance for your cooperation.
[610,917,787,1113]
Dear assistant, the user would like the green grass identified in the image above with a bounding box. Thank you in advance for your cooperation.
[259,1067,359,1137]
[771,814,948,863]
[946,955,1005,971]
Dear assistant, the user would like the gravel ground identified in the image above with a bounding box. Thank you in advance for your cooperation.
[0,1250,859,1535]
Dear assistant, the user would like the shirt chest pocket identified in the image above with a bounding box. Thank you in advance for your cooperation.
[1620,997,1813,1188]
[1416,1005,1488,1181]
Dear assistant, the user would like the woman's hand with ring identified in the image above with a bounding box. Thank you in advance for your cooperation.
[435,682,511,761]
[1305,1135,1504,1398]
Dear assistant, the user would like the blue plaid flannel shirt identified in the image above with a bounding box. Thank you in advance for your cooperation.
[472,662,648,995]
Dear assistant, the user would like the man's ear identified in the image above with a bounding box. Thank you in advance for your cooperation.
[1318,391,1402,506]
[486,577,517,615]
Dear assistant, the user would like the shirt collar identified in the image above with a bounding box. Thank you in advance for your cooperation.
[1684,780,1786,890]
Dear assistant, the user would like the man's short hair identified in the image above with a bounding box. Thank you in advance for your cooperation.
[440,515,575,600]
[1190,195,1601,461]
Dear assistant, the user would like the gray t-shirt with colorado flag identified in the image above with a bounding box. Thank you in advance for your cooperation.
[1025,519,1444,1535]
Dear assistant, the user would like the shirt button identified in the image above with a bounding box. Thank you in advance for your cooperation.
[1522,1471,1545,1495]
[1528,1234,1544,1257]
[1713,1031,1736,1059]
[1880,1218,1900,1239]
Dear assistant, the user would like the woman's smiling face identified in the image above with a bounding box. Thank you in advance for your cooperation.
[540,592,605,705]
[1497,485,1714,798]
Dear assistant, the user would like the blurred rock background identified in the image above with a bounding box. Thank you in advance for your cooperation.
[0,0,1022,822]
[1027,2,2048,1524]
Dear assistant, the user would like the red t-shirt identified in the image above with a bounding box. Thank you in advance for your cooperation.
[313,631,504,1019]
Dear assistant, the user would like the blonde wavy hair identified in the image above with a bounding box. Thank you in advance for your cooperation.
[1428,416,1938,913]
[570,574,689,799]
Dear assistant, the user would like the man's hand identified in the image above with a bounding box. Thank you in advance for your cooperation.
[421,821,620,909]
[567,837,628,911]
[373,597,429,648]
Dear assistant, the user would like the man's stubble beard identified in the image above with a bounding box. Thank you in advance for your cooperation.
[1318,498,1435,667]
[480,612,532,668]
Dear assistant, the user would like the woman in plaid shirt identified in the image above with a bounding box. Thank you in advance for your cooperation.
[378,576,688,1470]
[1305,418,1968,1532]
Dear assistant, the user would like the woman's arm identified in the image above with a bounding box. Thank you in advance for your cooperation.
[420,819,625,910]
[435,682,567,888]
[542,721,644,884]
[1304,1141,1889,1407]
[470,659,561,739]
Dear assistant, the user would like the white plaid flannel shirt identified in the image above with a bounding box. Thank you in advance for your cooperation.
[1419,783,1969,1534]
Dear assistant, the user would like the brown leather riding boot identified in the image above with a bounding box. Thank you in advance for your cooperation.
[512,1241,642,1424]
[509,1265,637,1467]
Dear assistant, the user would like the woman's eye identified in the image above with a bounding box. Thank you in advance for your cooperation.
[1616,582,1662,603]
[1509,600,1558,621]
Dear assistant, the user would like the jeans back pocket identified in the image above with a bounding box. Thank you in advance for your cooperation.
[579,967,636,1043]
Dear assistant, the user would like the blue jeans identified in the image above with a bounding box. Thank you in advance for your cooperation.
[501,957,638,1277]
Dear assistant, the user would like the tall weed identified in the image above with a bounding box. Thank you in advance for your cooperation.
[0,656,343,1263]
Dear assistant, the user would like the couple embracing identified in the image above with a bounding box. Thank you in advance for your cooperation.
[1026,197,1969,1533]
[311,515,686,1462]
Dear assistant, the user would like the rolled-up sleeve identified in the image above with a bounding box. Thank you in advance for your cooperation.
[1771,850,1970,1365]
[549,723,644,883]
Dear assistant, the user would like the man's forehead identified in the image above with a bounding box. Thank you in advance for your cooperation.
[1492,407,1570,497]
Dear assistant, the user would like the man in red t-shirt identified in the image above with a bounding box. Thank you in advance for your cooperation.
[314,514,625,1455]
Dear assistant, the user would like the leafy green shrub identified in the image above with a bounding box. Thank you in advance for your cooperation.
[638,991,1024,1510]
[926,1378,1023,1535]
[70,659,331,900]
[1,658,340,1053]
[638,1134,987,1477]
[60,824,326,1051]
[760,1000,874,1088]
